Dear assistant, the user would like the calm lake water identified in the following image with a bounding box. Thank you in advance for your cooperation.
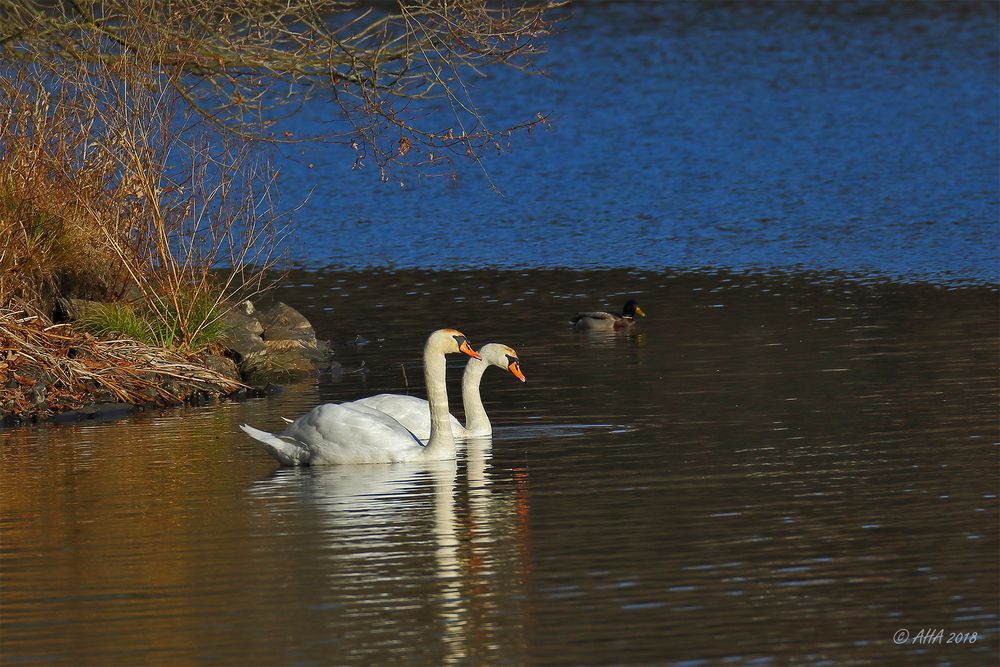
[2,2,999,666]
[2,269,997,665]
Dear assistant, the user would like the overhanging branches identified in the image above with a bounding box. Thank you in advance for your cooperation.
[1,0,566,179]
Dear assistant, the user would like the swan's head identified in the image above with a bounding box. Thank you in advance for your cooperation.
[622,300,646,318]
[479,343,526,382]
[432,328,481,360]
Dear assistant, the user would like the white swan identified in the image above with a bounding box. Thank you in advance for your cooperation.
[240,329,480,465]
[351,343,525,439]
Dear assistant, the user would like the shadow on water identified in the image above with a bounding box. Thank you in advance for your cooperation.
[1,267,997,665]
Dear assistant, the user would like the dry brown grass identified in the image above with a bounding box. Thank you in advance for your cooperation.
[0,66,137,307]
[0,28,287,353]
[0,301,244,423]
[0,17,292,420]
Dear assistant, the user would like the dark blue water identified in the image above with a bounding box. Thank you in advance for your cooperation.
[276,1,999,284]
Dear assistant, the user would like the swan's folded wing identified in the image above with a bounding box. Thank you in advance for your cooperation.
[351,394,433,439]
[282,403,424,464]
[350,394,462,440]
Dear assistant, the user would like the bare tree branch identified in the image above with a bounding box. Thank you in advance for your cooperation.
[1,0,566,176]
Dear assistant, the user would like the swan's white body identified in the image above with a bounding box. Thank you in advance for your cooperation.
[352,343,525,439]
[240,329,479,465]
[348,394,463,440]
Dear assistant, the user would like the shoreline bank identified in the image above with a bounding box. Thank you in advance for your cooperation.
[0,300,331,428]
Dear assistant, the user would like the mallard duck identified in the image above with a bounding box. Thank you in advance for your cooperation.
[571,300,646,331]
[353,343,526,439]
[240,329,480,465]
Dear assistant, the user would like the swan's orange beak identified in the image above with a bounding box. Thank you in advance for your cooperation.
[508,360,526,383]
[459,338,481,360]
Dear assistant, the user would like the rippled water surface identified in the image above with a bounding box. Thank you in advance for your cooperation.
[3,1,999,664]
[280,2,998,283]
[2,269,998,665]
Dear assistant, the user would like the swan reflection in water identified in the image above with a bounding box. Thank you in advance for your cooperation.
[248,436,529,665]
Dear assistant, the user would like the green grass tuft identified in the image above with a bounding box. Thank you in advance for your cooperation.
[79,293,227,353]
[79,303,174,348]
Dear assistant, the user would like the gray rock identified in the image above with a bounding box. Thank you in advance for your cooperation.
[258,302,316,341]
[238,354,301,385]
[199,354,241,383]
[220,301,270,381]
[224,327,267,361]
[263,347,323,375]
[220,300,332,386]
[264,338,330,363]
[236,300,256,316]
[221,305,264,337]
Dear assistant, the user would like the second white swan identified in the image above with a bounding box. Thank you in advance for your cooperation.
[352,343,526,439]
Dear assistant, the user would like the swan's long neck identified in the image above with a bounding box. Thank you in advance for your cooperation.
[422,344,456,458]
[461,357,490,433]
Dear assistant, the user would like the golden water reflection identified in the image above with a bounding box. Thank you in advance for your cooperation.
[2,268,997,665]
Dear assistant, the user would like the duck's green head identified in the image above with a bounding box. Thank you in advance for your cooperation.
[623,300,646,318]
